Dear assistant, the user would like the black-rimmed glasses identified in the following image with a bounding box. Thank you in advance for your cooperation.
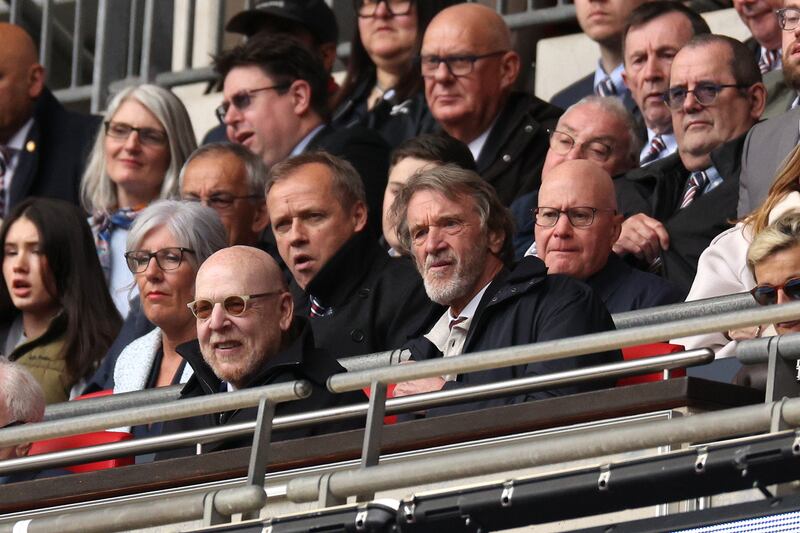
[420,50,508,78]
[187,291,283,320]
[533,207,616,228]
[215,84,291,124]
[663,83,750,110]
[354,0,412,17]
[104,121,168,146]
[124,247,195,274]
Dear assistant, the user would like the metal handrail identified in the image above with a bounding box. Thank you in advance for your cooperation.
[612,292,755,329]
[737,332,800,364]
[0,350,712,473]
[45,385,182,421]
[0,381,309,448]
[286,396,800,503]
[328,300,800,393]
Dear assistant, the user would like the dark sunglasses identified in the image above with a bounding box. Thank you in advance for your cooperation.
[750,277,800,306]
[187,291,282,320]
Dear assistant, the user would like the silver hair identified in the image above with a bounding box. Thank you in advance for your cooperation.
[266,151,367,208]
[0,359,45,424]
[80,84,198,213]
[747,211,800,275]
[570,96,643,167]
[178,142,267,197]
[126,200,228,268]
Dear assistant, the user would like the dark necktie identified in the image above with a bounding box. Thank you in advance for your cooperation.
[759,48,780,74]
[595,77,617,97]
[680,171,709,209]
[640,135,666,165]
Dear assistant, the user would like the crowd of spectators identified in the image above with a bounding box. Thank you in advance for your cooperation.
[3,0,800,470]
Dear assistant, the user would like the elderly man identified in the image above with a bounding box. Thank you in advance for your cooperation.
[0,23,99,214]
[510,96,641,256]
[735,0,783,74]
[180,143,269,248]
[535,160,684,312]
[266,152,437,359]
[157,246,362,457]
[550,0,646,109]
[420,3,562,205]
[0,360,45,484]
[391,165,620,416]
[214,35,389,236]
[615,34,766,292]
[738,0,800,217]
[382,133,475,255]
[622,2,710,165]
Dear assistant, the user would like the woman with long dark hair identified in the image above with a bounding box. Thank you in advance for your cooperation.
[331,0,458,145]
[0,198,122,403]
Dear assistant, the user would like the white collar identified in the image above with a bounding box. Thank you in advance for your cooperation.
[6,118,34,151]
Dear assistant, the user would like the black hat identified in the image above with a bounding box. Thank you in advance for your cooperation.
[226,0,339,44]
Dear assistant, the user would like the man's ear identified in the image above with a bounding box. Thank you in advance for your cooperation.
[278,291,294,332]
[488,228,505,255]
[290,79,313,117]
[748,82,767,120]
[499,51,521,91]
[610,213,623,243]
[351,201,368,233]
[28,64,45,100]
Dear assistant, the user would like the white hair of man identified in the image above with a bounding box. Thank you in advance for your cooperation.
[0,359,45,424]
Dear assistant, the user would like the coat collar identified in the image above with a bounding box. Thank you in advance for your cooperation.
[302,231,384,306]
[477,92,543,170]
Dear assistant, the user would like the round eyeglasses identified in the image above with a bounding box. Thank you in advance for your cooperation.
[662,83,749,110]
[187,292,283,320]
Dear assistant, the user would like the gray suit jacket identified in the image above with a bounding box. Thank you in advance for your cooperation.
[762,69,796,120]
[737,107,800,217]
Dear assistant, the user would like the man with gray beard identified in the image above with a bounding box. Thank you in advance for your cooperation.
[390,165,621,416]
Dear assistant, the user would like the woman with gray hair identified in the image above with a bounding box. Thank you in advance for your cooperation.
[80,84,197,318]
[112,200,226,436]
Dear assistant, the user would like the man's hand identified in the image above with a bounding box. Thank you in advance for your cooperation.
[613,213,670,263]
[393,377,446,397]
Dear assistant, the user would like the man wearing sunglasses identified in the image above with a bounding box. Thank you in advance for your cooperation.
[614,34,766,293]
[157,246,363,458]
[213,35,389,238]
[420,3,562,206]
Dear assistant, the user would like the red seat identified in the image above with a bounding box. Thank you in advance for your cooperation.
[29,431,134,473]
[617,342,686,386]
[29,390,133,473]
[362,384,397,424]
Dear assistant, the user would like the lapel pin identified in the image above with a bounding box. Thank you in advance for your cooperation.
[25,141,35,153]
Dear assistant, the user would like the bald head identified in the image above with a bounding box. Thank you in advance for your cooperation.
[422,3,520,143]
[535,160,622,280]
[194,245,294,389]
[0,24,44,143]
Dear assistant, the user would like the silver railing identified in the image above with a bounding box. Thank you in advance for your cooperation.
[0,349,712,475]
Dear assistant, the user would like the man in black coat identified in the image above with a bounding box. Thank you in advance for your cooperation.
[0,23,99,214]
[266,151,438,360]
[389,164,621,417]
[213,34,389,237]
[420,3,562,206]
[157,246,363,459]
[613,35,766,293]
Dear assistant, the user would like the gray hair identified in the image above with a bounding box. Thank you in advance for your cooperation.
[570,96,643,168]
[0,359,45,424]
[390,164,515,266]
[80,84,198,213]
[126,200,228,269]
[265,151,366,209]
[179,142,268,197]
[747,211,800,275]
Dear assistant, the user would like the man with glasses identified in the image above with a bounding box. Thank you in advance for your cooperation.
[510,96,641,257]
[390,164,620,415]
[156,246,363,458]
[213,34,389,237]
[615,34,766,292]
[0,23,99,214]
[420,3,561,205]
[738,1,800,217]
[535,160,684,312]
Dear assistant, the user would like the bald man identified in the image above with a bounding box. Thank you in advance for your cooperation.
[534,160,684,312]
[420,3,562,205]
[0,23,100,214]
[157,246,363,458]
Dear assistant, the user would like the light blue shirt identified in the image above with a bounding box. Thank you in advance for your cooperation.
[593,62,628,99]
[290,124,326,156]
[640,130,677,165]
[701,165,723,195]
